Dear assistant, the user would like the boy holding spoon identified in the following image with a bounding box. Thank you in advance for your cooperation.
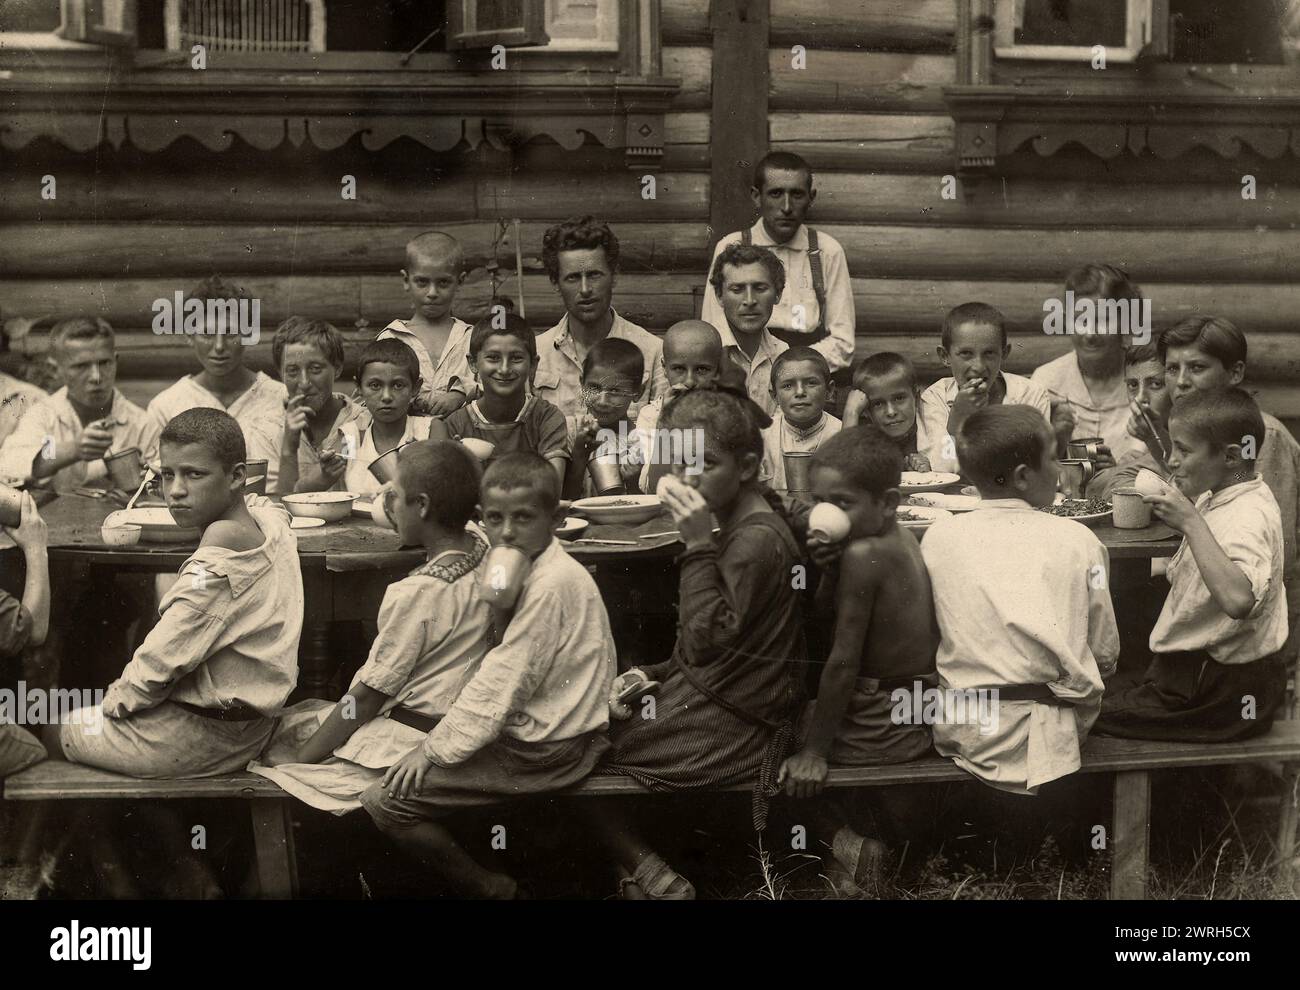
[0,317,158,494]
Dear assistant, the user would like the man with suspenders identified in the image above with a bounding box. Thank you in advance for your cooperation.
[700,151,857,402]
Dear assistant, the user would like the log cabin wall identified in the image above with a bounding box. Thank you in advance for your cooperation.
[2,0,1297,439]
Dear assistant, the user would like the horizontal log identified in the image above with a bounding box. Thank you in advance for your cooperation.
[1,171,710,224]
[663,48,956,113]
[662,46,711,110]
[806,173,1300,228]
[770,51,954,112]
[662,0,956,51]
[0,274,703,336]
[13,221,1300,285]
[0,222,711,278]
[769,112,954,173]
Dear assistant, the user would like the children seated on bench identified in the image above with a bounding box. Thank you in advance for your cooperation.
[47,408,304,777]
[252,440,489,810]
[758,346,841,490]
[778,426,936,890]
[595,388,806,899]
[842,353,932,472]
[339,339,445,496]
[275,316,368,494]
[147,275,289,493]
[1096,388,1289,741]
[359,452,614,899]
[564,337,645,499]
[0,491,50,778]
[0,317,159,493]
[918,304,1052,475]
[923,405,1118,794]
[442,315,571,490]
[377,231,475,418]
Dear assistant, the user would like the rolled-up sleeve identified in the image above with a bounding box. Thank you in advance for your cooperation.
[102,577,230,717]
[0,404,52,481]
[422,587,562,765]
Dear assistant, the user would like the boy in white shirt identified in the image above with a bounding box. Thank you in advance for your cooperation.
[758,346,841,490]
[922,405,1118,795]
[1096,387,1288,740]
[918,303,1052,476]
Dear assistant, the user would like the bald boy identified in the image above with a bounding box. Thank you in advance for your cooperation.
[378,231,475,416]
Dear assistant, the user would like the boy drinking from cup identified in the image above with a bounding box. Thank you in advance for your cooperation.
[361,453,614,898]
[918,304,1052,475]
[1096,388,1289,741]
[777,427,936,892]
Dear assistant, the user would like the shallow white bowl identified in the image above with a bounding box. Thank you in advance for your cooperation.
[571,494,663,526]
[555,517,589,540]
[103,508,201,544]
[282,491,356,522]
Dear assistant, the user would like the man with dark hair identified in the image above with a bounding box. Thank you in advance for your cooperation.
[700,151,856,385]
[534,216,667,434]
[707,243,790,417]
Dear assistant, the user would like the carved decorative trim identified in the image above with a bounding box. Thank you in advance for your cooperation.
[0,72,678,167]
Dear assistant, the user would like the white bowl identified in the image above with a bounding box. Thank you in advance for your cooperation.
[571,494,664,526]
[103,508,201,544]
[281,491,356,523]
[460,438,495,462]
[100,523,142,546]
[807,502,851,543]
[555,517,589,541]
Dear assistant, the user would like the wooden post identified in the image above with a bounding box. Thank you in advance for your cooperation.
[250,799,299,899]
[1111,770,1151,900]
[708,0,770,250]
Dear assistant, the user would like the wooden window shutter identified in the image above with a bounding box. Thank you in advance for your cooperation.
[447,0,549,50]
[58,0,137,47]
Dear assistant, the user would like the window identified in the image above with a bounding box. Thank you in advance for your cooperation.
[994,0,1161,63]
[0,0,135,49]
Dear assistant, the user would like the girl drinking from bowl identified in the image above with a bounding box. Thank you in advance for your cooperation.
[587,387,806,899]
[339,339,447,495]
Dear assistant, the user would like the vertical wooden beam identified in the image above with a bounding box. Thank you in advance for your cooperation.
[1111,770,1151,900]
[708,0,770,250]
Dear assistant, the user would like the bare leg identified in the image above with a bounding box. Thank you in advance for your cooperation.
[578,801,694,898]
[375,820,516,899]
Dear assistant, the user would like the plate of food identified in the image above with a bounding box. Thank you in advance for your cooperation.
[1040,496,1112,527]
[907,492,981,512]
[570,494,663,526]
[555,517,589,540]
[896,505,953,531]
[899,471,961,494]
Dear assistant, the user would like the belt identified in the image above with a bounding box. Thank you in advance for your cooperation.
[858,673,937,694]
[985,683,1071,706]
[173,700,265,722]
[386,706,441,734]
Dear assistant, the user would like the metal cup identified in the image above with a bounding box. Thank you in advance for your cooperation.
[104,447,144,490]
[478,545,532,610]
[1058,458,1096,499]
[783,451,813,493]
[367,443,411,486]
[1111,487,1153,529]
[1067,437,1105,461]
[243,459,268,495]
[587,454,625,495]
[0,484,23,528]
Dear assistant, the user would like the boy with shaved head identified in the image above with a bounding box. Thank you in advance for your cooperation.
[635,320,725,493]
[377,231,475,417]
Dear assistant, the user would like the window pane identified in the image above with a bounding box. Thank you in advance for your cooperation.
[475,0,525,32]
[1169,0,1284,63]
[1014,0,1129,47]
[548,0,599,41]
[0,0,63,32]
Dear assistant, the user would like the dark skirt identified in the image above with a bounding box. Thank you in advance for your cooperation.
[1094,649,1287,743]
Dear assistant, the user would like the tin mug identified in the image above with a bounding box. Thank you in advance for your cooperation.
[104,447,144,490]
[1058,458,1096,499]
[1067,437,1105,462]
[783,451,813,493]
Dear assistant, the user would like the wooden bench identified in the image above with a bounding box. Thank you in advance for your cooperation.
[6,722,1300,899]
[0,763,298,898]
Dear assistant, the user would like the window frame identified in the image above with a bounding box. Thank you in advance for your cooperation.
[992,0,1160,64]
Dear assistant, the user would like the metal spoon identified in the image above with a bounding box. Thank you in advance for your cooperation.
[125,467,155,512]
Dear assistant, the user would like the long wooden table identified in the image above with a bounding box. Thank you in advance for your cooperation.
[39,494,1182,697]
